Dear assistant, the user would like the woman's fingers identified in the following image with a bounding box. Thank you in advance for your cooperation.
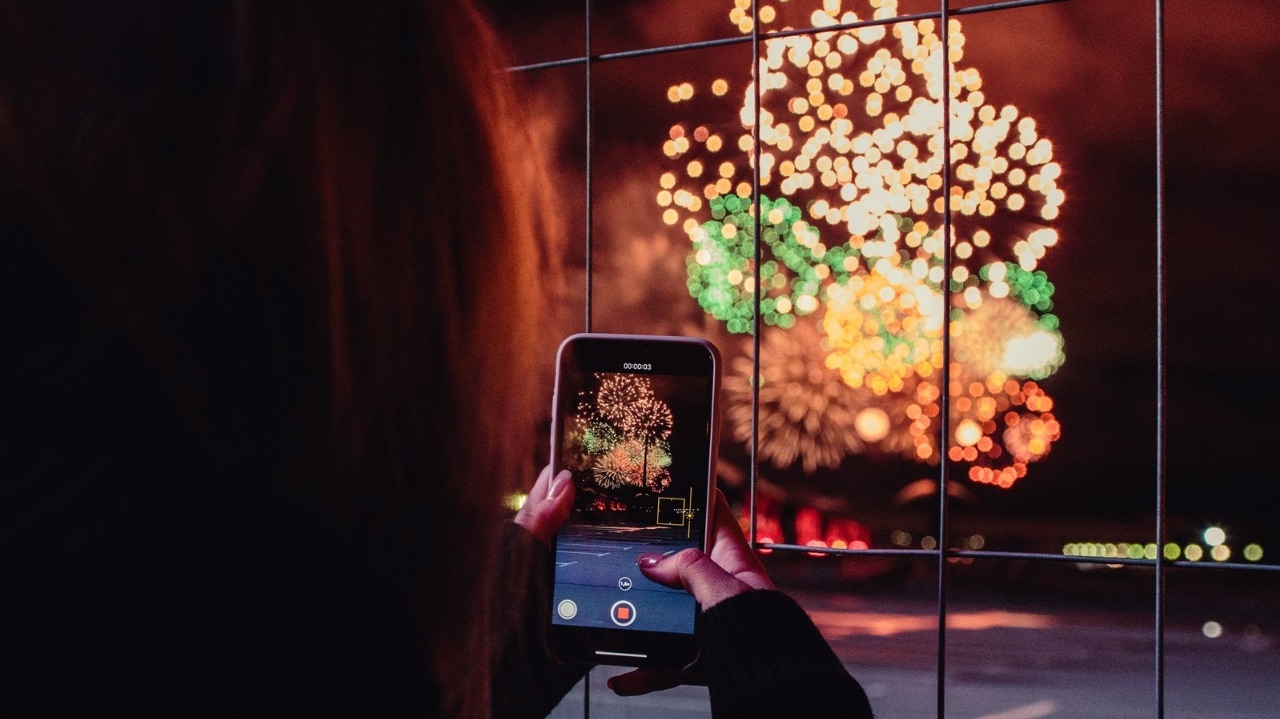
[637,548,754,610]
[513,467,574,546]
[706,490,774,591]
[606,667,688,697]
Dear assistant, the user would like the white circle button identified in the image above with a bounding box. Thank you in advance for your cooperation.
[557,599,578,620]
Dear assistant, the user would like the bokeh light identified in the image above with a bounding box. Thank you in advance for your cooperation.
[662,0,1066,486]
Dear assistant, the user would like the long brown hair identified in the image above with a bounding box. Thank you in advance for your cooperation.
[0,1,551,714]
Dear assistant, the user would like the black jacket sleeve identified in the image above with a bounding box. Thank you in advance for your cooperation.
[491,523,590,719]
[696,590,874,719]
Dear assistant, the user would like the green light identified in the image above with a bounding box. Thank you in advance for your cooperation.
[685,194,857,334]
[1243,544,1264,562]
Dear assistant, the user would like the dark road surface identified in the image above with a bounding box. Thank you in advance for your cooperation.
[545,589,1280,718]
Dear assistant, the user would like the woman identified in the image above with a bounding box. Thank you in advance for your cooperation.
[0,1,872,716]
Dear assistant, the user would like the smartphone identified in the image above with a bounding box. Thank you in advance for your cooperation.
[547,333,721,668]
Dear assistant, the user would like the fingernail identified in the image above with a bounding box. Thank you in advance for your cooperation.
[547,471,572,500]
[637,554,662,568]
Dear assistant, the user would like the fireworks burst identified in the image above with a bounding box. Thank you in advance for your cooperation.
[594,439,674,492]
[596,374,655,425]
[725,320,864,473]
[659,0,1067,486]
[570,373,678,492]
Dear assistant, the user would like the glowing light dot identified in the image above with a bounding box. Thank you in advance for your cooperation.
[1211,545,1231,562]
[955,419,982,447]
[662,209,678,225]
[1185,544,1204,561]
[1243,544,1264,561]
[712,79,729,96]
[854,407,890,442]
[1203,527,1226,547]
[1202,621,1223,639]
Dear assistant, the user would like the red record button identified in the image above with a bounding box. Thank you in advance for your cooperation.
[610,600,637,627]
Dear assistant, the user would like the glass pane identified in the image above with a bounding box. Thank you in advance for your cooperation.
[783,554,941,718]
[588,2,746,59]
[1164,0,1280,566]
[583,46,753,337]
[947,558,1157,718]
[940,0,1158,555]
[484,0,584,68]
[1165,567,1280,718]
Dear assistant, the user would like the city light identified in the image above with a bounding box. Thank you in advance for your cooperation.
[1062,540,1267,565]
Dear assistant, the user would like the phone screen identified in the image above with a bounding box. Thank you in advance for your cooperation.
[550,336,716,648]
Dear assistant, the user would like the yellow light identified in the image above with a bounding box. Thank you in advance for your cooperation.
[855,407,891,442]
[1002,330,1061,376]
[1243,544,1264,562]
[955,418,982,447]
[1184,544,1204,561]
[1210,545,1231,562]
[504,493,528,512]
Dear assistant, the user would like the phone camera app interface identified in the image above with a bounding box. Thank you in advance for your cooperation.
[552,369,711,635]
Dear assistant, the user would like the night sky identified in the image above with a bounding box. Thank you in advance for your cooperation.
[482,0,1280,553]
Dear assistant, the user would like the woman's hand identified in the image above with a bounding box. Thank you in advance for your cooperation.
[608,489,775,696]
[513,465,575,546]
